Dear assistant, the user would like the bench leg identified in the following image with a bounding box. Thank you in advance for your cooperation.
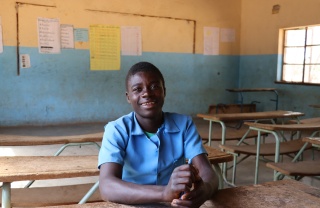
[2,182,11,208]
[79,181,100,204]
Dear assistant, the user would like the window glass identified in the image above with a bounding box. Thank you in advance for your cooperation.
[304,65,320,83]
[285,29,305,46]
[305,46,320,64]
[284,47,304,64]
[307,26,320,45]
[282,65,303,82]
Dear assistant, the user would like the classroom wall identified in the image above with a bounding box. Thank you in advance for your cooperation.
[0,0,241,125]
[239,0,320,117]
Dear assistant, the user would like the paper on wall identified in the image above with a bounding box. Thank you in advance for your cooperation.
[121,26,142,56]
[221,28,235,42]
[0,25,3,53]
[37,17,61,54]
[204,27,219,55]
[60,24,74,49]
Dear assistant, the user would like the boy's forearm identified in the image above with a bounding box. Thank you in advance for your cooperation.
[100,178,168,204]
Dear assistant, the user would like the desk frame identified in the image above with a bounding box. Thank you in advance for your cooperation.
[197,110,304,187]
[226,88,279,111]
[249,126,320,184]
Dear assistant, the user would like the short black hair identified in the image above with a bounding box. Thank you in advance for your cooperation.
[125,62,165,90]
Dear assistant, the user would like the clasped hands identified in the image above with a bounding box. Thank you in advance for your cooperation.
[165,163,207,208]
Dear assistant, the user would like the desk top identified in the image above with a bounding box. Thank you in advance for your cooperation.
[244,122,320,131]
[204,146,233,164]
[0,122,105,146]
[0,155,99,182]
[226,88,277,92]
[197,110,304,122]
[41,180,320,208]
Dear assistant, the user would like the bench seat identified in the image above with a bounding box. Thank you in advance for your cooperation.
[266,160,320,176]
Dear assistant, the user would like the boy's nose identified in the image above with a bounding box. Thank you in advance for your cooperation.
[142,87,153,96]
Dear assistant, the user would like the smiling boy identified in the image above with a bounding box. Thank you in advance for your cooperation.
[98,62,218,207]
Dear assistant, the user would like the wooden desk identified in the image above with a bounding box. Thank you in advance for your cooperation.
[41,180,320,208]
[197,110,304,146]
[226,88,279,110]
[0,155,99,208]
[0,122,104,155]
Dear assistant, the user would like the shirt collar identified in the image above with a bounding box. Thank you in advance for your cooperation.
[131,112,180,135]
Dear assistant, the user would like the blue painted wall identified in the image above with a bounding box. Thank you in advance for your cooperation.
[0,46,239,125]
[239,54,320,118]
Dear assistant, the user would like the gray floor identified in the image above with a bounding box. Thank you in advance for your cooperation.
[1,127,319,190]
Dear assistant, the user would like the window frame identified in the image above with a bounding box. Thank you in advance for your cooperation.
[276,25,320,86]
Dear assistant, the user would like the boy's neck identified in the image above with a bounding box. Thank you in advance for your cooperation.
[137,115,164,133]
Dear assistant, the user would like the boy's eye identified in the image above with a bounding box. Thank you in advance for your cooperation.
[132,87,142,92]
[150,84,160,90]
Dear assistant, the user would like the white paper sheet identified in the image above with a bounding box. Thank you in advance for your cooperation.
[121,26,142,56]
[0,25,3,53]
[204,27,219,55]
[220,28,235,42]
[20,54,31,68]
[37,17,61,54]
[60,24,74,49]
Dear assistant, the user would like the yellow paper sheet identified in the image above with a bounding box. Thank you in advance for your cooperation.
[89,25,120,70]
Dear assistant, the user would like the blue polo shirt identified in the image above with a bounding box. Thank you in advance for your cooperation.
[98,112,206,185]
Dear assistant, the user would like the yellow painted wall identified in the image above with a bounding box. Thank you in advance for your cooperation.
[0,0,241,54]
[240,0,320,55]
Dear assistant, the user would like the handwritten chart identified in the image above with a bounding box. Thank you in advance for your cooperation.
[89,25,120,70]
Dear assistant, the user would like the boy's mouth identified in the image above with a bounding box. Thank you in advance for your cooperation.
[140,101,156,107]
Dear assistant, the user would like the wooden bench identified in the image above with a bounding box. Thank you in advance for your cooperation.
[219,122,320,184]
[266,137,320,180]
[0,183,102,207]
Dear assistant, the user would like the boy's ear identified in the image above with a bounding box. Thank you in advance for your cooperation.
[126,92,131,104]
[164,87,166,97]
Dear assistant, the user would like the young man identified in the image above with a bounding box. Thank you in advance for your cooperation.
[98,62,218,207]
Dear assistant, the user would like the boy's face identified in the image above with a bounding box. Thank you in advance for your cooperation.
[126,71,165,121]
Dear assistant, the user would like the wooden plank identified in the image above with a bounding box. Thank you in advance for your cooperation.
[303,137,320,145]
[204,146,233,164]
[266,161,320,176]
[197,110,304,122]
[0,123,104,146]
[245,122,320,131]
[0,156,99,182]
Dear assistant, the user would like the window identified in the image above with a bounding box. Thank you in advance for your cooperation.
[281,25,320,84]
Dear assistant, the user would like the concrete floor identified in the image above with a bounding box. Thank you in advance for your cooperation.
[1,122,319,190]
